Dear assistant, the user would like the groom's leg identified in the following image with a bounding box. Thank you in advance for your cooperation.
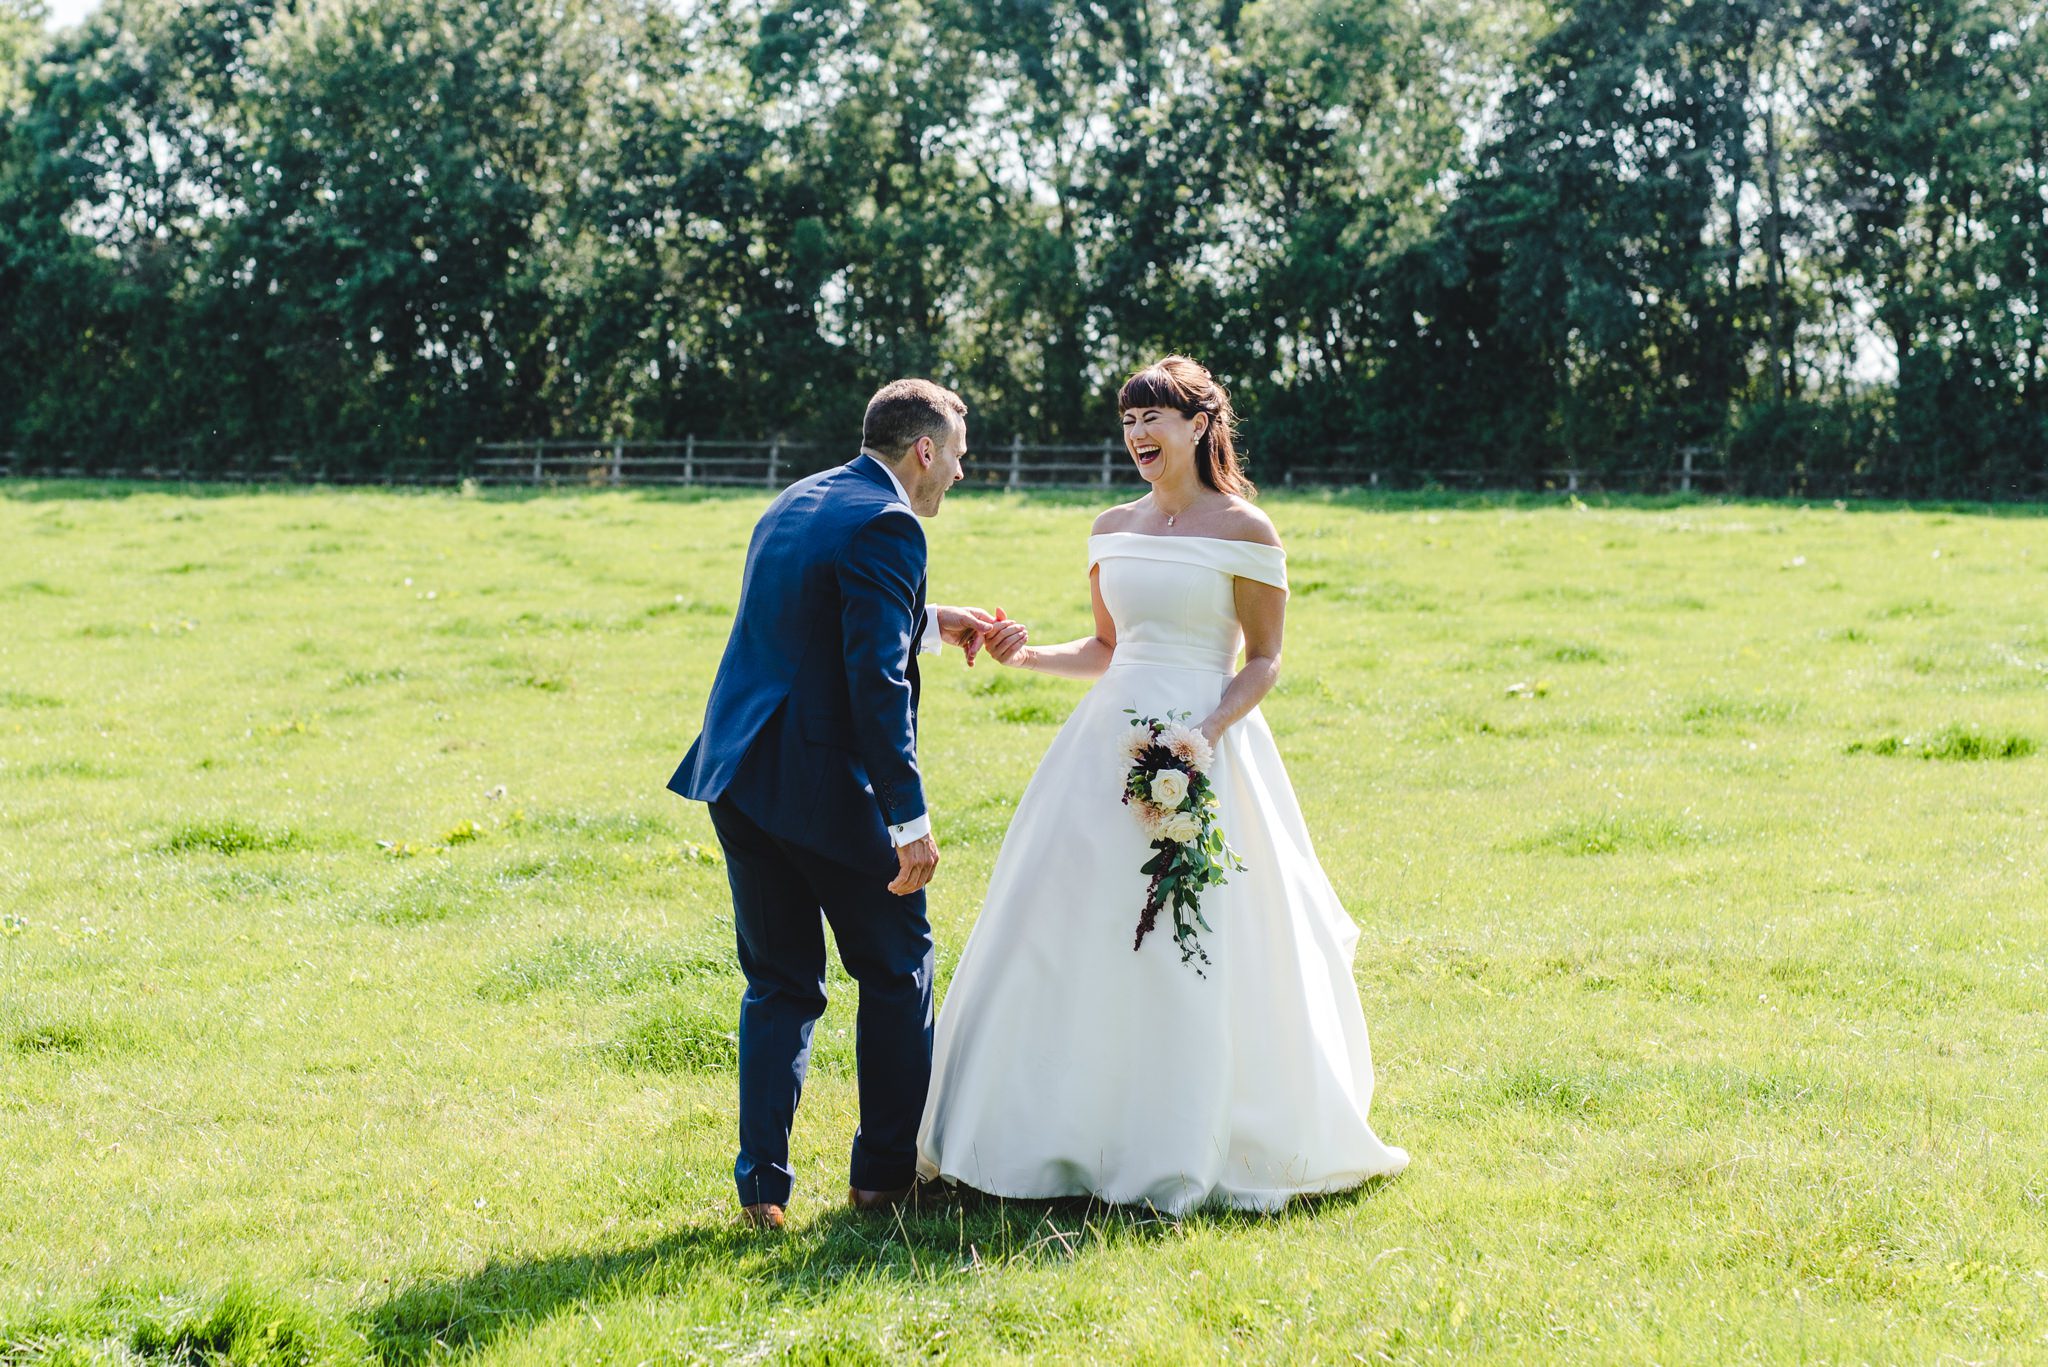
[813,862,936,1194]
[708,800,828,1208]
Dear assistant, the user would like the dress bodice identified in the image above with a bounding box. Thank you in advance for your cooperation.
[1088,533,1289,675]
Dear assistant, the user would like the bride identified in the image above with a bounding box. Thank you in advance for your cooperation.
[917,356,1408,1212]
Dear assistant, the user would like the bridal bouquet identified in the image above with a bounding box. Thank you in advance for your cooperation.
[1121,709,1245,976]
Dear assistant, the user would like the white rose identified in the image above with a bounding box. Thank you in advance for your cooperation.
[1161,811,1203,843]
[1150,767,1191,809]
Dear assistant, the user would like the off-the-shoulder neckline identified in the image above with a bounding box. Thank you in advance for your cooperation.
[1088,531,1284,550]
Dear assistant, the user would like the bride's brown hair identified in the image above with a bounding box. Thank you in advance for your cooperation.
[1116,355,1255,498]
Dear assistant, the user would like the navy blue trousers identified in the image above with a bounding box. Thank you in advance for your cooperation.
[707,800,935,1206]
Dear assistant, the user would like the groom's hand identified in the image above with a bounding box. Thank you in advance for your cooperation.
[933,604,997,665]
[889,835,940,896]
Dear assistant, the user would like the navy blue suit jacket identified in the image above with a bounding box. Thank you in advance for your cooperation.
[669,456,927,873]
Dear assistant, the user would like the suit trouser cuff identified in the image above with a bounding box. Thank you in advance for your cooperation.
[849,1141,919,1194]
[735,1153,795,1207]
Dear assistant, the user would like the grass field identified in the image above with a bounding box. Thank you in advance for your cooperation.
[2,480,2045,1364]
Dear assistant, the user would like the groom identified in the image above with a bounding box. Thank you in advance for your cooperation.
[669,378,992,1229]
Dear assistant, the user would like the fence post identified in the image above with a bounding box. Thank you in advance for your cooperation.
[1101,440,1114,486]
[1008,434,1022,490]
[611,437,623,486]
[767,440,780,488]
[1566,468,1580,493]
[1680,446,1695,493]
[684,434,695,484]
[531,439,543,484]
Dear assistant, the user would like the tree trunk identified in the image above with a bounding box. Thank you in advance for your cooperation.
[1762,50,1790,403]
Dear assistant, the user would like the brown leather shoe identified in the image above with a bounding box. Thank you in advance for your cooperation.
[847,1183,915,1212]
[739,1202,786,1230]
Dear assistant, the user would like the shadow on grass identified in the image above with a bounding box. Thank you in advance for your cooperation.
[360,1182,1391,1363]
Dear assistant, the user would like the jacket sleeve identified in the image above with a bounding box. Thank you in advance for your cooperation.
[836,507,927,828]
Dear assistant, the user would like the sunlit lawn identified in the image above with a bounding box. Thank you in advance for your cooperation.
[2,480,2044,1363]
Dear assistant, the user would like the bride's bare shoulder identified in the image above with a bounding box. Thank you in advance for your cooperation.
[1213,497,1282,548]
[1092,500,1148,534]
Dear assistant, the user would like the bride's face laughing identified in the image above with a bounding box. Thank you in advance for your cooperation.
[1121,405,1209,484]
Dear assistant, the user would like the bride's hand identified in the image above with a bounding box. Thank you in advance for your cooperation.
[984,617,1031,667]
[1198,717,1226,748]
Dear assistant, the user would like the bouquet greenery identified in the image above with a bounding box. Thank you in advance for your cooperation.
[1121,709,1245,976]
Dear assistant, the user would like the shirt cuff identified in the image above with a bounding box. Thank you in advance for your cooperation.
[888,812,932,847]
[918,608,942,655]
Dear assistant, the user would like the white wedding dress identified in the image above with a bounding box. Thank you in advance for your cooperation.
[917,532,1409,1213]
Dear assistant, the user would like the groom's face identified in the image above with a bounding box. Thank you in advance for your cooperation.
[909,414,968,517]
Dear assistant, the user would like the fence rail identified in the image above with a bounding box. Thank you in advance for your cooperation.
[1,439,1734,494]
[470,437,1160,489]
[468,438,1733,494]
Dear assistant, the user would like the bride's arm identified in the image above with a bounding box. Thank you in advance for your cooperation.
[986,566,1116,679]
[1198,577,1285,746]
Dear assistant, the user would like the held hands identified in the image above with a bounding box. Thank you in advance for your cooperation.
[982,608,1031,667]
[932,603,1030,668]
[889,834,939,896]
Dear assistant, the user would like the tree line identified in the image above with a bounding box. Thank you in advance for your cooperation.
[1,0,2043,495]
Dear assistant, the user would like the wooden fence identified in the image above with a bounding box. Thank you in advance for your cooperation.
[470,437,1157,489]
[470,438,1730,493]
[0,440,1729,493]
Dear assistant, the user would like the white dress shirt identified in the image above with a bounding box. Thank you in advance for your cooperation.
[857,453,940,847]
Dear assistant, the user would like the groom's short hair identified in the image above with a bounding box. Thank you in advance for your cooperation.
[863,379,967,458]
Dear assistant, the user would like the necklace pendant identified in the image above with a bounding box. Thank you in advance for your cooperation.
[1166,514,1175,527]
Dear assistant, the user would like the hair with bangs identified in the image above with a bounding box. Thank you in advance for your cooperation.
[1116,355,1253,497]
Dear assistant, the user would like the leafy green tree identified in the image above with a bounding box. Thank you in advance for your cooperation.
[0,0,42,108]
[0,0,262,461]
[1806,0,2048,494]
[0,0,2039,492]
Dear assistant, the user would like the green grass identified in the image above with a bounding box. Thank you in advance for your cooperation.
[2,481,2046,1363]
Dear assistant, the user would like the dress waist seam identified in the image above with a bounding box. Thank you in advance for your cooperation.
[1106,643,1237,674]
